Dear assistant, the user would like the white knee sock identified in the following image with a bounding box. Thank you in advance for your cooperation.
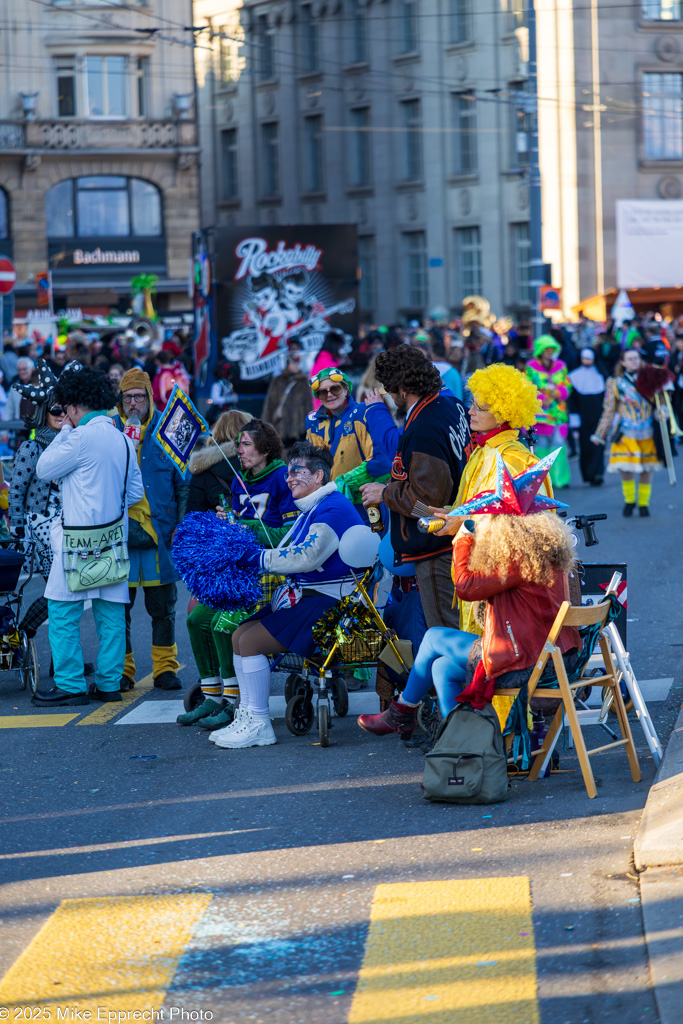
[233,655,249,710]
[240,654,271,717]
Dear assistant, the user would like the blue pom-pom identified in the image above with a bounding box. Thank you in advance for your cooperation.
[172,512,264,610]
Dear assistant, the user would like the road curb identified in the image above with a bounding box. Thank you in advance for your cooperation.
[634,703,683,871]
[639,867,683,1024]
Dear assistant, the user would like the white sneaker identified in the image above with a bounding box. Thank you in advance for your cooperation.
[208,704,245,743]
[213,710,276,748]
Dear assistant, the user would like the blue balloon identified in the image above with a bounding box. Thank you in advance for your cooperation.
[379,532,416,577]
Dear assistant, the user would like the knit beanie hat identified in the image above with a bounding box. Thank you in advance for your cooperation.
[117,368,154,423]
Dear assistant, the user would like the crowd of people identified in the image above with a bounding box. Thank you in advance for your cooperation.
[0,304,678,755]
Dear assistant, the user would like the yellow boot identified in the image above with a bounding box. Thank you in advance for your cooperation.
[121,652,136,692]
[152,644,181,690]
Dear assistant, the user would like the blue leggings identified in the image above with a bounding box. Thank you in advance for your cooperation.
[401,626,478,716]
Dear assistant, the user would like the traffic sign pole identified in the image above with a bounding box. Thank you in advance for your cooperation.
[0,256,18,355]
[0,294,3,355]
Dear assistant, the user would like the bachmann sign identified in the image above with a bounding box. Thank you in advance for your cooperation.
[48,238,166,279]
[73,248,141,266]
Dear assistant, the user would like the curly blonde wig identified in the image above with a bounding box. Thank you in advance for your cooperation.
[467,512,576,587]
[468,363,542,430]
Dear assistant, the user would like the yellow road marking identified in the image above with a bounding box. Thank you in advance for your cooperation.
[75,664,186,725]
[0,714,80,728]
[0,894,211,1011]
[348,877,538,1024]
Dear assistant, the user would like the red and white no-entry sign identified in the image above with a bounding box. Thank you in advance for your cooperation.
[0,257,17,295]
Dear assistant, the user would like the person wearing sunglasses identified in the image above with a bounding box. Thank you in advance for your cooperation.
[305,365,391,515]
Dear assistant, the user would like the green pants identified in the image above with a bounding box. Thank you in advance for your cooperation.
[536,438,571,490]
[186,602,251,680]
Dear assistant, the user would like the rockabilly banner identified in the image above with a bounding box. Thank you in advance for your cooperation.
[154,385,210,478]
[214,225,358,381]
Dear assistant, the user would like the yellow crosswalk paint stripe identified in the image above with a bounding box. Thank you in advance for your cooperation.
[76,665,185,725]
[0,714,80,729]
[76,671,155,726]
[348,877,539,1024]
[0,894,211,1011]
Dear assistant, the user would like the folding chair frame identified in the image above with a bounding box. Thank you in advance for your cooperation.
[495,598,642,799]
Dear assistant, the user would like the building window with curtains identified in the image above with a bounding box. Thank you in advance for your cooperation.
[401,231,427,310]
[55,54,148,118]
[260,122,280,197]
[454,226,482,300]
[451,93,477,174]
[449,0,470,43]
[642,72,683,159]
[221,129,239,201]
[642,1,682,19]
[304,115,324,192]
[511,222,531,306]
[400,99,422,180]
[349,107,371,186]
[358,236,376,312]
[45,176,162,238]
[299,4,319,72]
[401,0,419,53]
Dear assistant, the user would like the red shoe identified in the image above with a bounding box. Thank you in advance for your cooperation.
[358,698,417,738]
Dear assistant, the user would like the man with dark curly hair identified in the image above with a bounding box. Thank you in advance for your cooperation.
[32,366,144,706]
[360,344,470,629]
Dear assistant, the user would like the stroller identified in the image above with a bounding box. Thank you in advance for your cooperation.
[0,539,39,694]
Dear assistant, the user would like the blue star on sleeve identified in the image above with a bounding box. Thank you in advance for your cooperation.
[301,532,318,549]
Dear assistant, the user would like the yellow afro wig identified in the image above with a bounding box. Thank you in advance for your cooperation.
[468,363,541,430]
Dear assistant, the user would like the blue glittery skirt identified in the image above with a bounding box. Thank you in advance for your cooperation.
[247,594,338,657]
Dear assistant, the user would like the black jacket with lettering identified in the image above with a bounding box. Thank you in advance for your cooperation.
[384,391,470,563]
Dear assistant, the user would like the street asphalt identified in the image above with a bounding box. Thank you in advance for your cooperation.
[0,452,681,1024]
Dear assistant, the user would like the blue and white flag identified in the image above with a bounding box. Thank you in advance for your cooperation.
[153,385,210,478]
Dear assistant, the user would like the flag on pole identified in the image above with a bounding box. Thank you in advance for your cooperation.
[35,271,51,309]
[153,384,210,478]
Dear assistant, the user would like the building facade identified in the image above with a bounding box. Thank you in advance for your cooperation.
[195,0,533,325]
[0,0,200,319]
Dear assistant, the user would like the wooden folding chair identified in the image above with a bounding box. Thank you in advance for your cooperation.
[495,598,642,799]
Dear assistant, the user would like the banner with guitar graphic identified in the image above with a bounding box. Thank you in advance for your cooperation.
[214,225,358,381]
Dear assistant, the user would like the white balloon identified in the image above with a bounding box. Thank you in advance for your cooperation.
[338,524,381,568]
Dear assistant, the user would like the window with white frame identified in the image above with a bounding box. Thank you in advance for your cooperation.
[358,235,376,312]
[451,93,477,174]
[349,0,368,63]
[349,107,371,186]
[454,226,482,300]
[304,115,324,192]
[511,222,531,306]
[261,122,280,197]
[299,4,319,73]
[401,231,428,310]
[643,72,683,159]
[55,55,148,119]
[449,0,470,44]
[400,98,422,180]
[218,19,242,86]
[401,0,419,53]
[221,128,239,201]
[642,1,682,20]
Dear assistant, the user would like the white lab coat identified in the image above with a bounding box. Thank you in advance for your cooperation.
[36,415,144,602]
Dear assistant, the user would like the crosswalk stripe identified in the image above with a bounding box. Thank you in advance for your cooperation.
[0,713,80,729]
[0,894,211,1011]
[347,877,539,1024]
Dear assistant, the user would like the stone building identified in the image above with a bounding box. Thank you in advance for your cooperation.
[194,0,533,325]
[0,0,200,318]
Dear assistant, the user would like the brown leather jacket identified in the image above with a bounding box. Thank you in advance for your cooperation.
[453,532,581,681]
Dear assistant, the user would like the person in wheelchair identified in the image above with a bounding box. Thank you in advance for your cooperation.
[358,453,581,741]
[213,441,364,750]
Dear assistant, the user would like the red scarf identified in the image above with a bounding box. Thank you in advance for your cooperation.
[456,661,494,710]
[472,422,511,448]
